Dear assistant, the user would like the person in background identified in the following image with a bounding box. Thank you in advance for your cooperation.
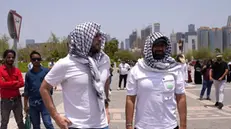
[194,60,202,84]
[109,63,114,93]
[176,54,188,86]
[187,62,193,83]
[24,51,54,129]
[117,60,130,90]
[48,58,56,69]
[126,32,187,129]
[200,59,213,100]
[210,54,228,109]
[227,62,231,83]
[0,49,25,129]
[40,22,110,129]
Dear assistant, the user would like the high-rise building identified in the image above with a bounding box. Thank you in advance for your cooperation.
[188,24,195,32]
[125,38,130,50]
[170,31,177,55]
[154,23,160,32]
[209,28,223,52]
[227,16,231,27]
[222,26,231,50]
[129,30,137,49]
[140,25,152,49]
[120,41,124,50]
[197,27,210,49]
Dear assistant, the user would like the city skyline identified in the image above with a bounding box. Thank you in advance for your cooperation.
[0,0,231,48]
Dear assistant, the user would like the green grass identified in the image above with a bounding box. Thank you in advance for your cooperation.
[18,61,49,73]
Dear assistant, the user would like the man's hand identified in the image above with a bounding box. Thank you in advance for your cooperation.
[209,77,213,81]
[106,107,110,124]
[218,77,223,81]
[54,115,72,129]
[126,125,133,129]
[24,106,29,114]
[179,126,186,129]
[1,77,5,81]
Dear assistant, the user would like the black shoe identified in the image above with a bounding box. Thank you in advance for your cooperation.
[199,97,203,100]
[206,97,211,100]
[218,103,224,109]
[215,102,219,106]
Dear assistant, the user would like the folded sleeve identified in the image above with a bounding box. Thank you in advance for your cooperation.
[126,68,138,96]
[175,70,186,94]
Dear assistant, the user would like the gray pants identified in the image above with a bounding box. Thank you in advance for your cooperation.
[0,96,25,129]
[213,80,226,103]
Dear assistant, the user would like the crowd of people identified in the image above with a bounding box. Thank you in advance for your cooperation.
[0,21,229,129]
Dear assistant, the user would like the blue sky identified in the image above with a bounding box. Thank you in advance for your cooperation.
[0,0,231,48]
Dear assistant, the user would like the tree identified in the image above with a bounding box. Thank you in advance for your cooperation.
[0,34,10,58]
[215,48,221,54]
[47,32,60,43]
[104,39,119,60]
[114,50,134,61]
[223,48,231,61]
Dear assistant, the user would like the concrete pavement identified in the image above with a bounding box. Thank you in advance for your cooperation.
[3,72,231,129]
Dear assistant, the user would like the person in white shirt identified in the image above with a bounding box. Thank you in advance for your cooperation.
[118,60,130,90]
[176,54,188,87]
[40,22,110,129]
[48,58,56,69]
[125,32,187,129]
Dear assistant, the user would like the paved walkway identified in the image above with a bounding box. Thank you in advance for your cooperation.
[4,72,231,129]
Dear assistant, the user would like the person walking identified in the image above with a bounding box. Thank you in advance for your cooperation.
[125,32,187,129]
[40,22,110,129]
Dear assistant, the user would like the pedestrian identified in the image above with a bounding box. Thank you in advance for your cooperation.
[125,32,187,129]
[0,49,25,129]
[40,22,110,129]
[117,60,130,90]
[210,54,228,109]
[200,59,213,100]
[176,54,188,85]
[24,51,54,129]
[194,60,202,84]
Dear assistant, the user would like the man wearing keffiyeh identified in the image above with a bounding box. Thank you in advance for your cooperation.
[125,32,187,129]
[40,22,111,129]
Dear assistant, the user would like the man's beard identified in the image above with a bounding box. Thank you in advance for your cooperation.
[89,47,101,56]
[152,51,165,60]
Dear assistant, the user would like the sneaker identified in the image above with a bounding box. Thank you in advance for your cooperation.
[117,88,120,90]
[124,87,127,90]
[109,90,111,95]
[218,103,224,109]
[215,102,219,106]
[199,97,203,100]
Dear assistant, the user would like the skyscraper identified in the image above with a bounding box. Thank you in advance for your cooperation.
[197,27,210,49]
[227,16,231,27]
[188,24,195,32]
[209,28,223,52]
[154,23,160,32]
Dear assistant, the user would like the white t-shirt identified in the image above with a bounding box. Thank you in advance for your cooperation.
[45,54,110,128]
[119,63,130,75]
[126,59,185,129]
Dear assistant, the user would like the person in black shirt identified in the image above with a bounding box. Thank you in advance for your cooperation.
[210,54,228,109]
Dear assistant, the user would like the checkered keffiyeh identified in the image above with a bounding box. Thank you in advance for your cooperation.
[143,32,177,70]
[68,22,107,111]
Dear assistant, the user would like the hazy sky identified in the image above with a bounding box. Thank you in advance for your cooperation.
[0,0,231,48]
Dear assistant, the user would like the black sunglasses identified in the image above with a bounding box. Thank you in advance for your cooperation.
[31,58,42,62]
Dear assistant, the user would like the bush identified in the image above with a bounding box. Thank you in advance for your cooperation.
[18,61,49,73]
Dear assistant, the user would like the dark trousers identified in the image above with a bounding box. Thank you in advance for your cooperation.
[200,80,213,98]
[29,103,54,129]
[0,96,25,129]
[119,74,127,88]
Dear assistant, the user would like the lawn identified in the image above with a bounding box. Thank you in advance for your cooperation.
[18,61,49,73]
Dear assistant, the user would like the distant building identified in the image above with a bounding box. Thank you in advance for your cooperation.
[125,38,130,50]
[120,41,124,50]
[129,30,138,49]
[227,16,231,27]
[154,23,160,32]
[197,27,210,49]
[222,26,231,50]
[26,39,35,46]
[170,31,177,55]
[209,28,223,52]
